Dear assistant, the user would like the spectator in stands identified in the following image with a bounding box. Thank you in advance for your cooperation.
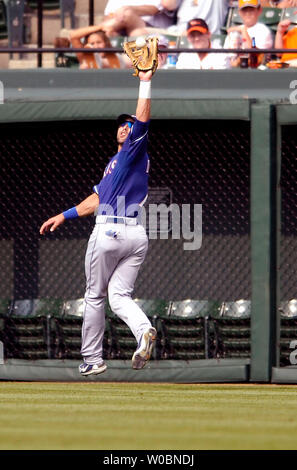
[225,0,273,67]
[69,26,124,69]
[275,13,297,66]
[176,18,231,69]
[100,0,182,38]
[168,0,230,35]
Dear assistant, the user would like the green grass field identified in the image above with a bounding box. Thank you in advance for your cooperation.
[0,382,297,450]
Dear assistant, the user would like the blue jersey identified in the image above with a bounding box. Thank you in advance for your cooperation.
[93,119,150,217]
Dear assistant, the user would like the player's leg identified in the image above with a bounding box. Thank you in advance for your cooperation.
[108,227,150,340]
[80,224,121,375]
[107,225,157,369]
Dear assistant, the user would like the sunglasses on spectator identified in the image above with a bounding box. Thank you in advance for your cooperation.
[120,121,133,128]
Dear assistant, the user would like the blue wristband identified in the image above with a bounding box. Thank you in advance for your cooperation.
[63,207,78,219]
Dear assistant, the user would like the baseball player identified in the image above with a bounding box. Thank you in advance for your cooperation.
[40,69,157,376]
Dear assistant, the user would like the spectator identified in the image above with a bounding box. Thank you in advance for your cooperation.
[225,0,273,67]
[168,0,230,35]
[275,15,297,66]
[69,26,124,69]
[176,18,231,69]
[101,0,182,38]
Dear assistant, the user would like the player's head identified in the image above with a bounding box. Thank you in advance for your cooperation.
[238,0,262,28]
[116,114,136,146]
[186,19,211,49]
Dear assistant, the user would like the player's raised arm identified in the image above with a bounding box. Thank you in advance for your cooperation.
[40,193,99,235]
[123,36,158,123]
[136,70,153,123]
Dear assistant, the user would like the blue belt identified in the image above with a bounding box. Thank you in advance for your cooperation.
[107,217,126,224]
[96,215,138,225]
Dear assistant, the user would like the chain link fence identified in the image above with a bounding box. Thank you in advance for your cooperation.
[0,118,251,362]
[280,125,297,367]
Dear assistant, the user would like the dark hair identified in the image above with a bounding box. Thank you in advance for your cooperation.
[84,30,112,48]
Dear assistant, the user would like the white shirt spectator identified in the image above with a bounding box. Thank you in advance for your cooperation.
[224,22,273,62]
[245,23,273,49]
[172,0,230,35]
[176,50,231,69]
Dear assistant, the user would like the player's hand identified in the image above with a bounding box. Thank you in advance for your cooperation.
[139,70,153,81]
[40,213,65,235]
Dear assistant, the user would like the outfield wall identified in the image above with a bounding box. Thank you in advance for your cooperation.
[0,69,296,383]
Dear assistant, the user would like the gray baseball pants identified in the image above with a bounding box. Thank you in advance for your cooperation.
[80,218,152,365]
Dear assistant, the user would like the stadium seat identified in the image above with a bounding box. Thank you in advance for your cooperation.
[279,299,297,318]
[282,8,297,26]
[211,300,251,359]
[158,315,208,360]
[154,300,216,360]
[218,300,251,318]
[279,300,297,366]
[3,298,63,359]
[169,299,219,318]
[3,314,53,359]
[259,7,283,30]
[10,299,34,317]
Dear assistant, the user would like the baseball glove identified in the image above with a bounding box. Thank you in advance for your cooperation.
[123,36,159,77]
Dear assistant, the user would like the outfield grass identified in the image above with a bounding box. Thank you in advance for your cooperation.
[0,382,297,450]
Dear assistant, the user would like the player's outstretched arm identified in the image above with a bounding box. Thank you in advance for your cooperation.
[136,70,153,123]
[40,193,99,235]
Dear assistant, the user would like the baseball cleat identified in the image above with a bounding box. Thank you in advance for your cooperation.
[79,362,107,376]
[132,327,157,370]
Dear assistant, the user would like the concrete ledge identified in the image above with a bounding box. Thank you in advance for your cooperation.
[271,367,297,384]
[0,358,250,383]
